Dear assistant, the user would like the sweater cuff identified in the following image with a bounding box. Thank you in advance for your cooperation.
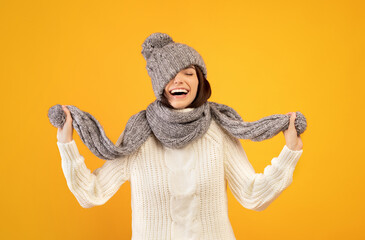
[57,140,84,164]
[275,145,303,171]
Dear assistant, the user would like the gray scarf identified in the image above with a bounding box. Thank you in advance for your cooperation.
[48,99,307,160]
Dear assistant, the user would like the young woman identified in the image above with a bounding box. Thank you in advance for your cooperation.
[56,32,303,240]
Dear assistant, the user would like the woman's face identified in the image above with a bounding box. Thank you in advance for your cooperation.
[163,65,199,109]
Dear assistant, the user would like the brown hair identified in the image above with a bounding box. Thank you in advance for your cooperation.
[160,64,212,109]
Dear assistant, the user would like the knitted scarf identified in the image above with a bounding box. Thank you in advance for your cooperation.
[48,100,307,160]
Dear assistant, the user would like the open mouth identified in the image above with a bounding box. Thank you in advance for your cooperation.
[169,89,189,97]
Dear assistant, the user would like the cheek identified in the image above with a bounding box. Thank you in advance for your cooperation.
[192,79,199,93]
[164,84,171,95]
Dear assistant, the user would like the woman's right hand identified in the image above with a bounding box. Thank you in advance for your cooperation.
[57,105,74,143]
[283,112,303,151]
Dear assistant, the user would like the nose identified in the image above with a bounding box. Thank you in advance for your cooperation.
[173,74,183,84]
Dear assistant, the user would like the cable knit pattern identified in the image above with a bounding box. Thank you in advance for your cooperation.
[57,115,303,240]
[165,142,201,239]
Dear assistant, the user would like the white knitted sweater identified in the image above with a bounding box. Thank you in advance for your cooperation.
[57,109,303,240]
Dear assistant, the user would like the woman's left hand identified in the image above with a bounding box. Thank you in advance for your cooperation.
[283,112,303,151]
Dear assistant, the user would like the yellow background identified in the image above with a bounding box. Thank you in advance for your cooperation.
[1,0,364,239]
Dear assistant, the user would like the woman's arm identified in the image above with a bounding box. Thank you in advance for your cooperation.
[57,139,133,208]
[223,133,303,212]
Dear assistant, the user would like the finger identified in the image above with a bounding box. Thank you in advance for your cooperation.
[61,105,67,114]
[62,105,71,116]
[288,112,296,129]
[292,112,297,123]
[290,112,296,121]
[62,106,72,123]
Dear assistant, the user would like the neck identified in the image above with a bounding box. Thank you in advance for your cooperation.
[172,107,194,112]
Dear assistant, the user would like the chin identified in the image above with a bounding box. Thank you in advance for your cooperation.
[171,102,189,109]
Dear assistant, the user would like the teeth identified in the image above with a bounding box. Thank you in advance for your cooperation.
[170,89,188,94]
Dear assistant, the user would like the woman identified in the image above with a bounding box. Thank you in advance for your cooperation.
[56,32,303,240]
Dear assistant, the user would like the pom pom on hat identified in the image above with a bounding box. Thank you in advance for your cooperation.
[141,33,174,61]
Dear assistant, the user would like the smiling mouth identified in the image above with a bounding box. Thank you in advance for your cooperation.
[169,89,189,96]
[169,90,189,99]
[171,92,188,96]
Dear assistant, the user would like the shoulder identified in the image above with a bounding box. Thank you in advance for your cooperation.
[208,119,243,153]
[200,118,238,149]
[208,119,236,140]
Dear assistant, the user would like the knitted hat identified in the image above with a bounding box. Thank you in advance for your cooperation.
[141,32,208,101]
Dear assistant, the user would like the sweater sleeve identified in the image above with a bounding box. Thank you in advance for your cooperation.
[57,139,133,208]
[223,133,303,212]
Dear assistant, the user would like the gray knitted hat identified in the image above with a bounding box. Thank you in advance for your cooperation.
[141,32,208,101]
